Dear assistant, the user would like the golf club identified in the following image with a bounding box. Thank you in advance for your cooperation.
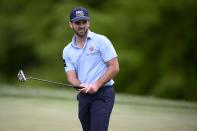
[17,70,83,89]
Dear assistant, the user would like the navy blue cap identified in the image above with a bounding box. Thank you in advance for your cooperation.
[70,7,90,22]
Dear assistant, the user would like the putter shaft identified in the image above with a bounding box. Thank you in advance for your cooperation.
[27,77,83,89]
[17,69,83,89]
[27,77,73,87]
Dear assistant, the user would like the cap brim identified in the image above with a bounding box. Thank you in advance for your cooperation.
[71,16,89,22]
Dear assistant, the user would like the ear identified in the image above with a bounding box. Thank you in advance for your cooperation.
[69,22,73,29]
[87,21,90,28]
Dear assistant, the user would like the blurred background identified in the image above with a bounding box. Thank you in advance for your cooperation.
[0,0,197,101]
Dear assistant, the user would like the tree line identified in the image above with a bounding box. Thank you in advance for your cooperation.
[0,0,197,101]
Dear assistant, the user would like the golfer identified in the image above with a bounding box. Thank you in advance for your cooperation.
[62,7,119,131]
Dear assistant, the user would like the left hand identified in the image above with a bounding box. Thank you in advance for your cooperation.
[79,83,100,94]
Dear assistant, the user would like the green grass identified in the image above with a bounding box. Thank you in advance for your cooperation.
[0,84,197,131]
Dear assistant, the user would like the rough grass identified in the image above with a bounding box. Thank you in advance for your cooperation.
[0,84,197,131]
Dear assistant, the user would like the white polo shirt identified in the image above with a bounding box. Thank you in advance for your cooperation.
[62,30,117,86]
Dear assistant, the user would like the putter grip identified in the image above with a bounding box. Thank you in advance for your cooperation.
[74,86,84,89]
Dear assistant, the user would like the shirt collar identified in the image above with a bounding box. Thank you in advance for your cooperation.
[71,30,92,48]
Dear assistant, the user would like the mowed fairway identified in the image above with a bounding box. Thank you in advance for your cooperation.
[0,85,197,131]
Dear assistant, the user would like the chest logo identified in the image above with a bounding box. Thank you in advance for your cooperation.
[89,46,94,52]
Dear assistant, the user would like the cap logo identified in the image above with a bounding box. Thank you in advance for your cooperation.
[76,10,84,17]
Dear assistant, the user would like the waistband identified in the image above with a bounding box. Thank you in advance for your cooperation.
[79,85,113,96]
[100,85,112,90]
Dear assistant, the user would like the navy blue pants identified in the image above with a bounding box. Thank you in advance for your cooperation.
[77,86,115,131]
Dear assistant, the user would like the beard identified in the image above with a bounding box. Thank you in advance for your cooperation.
[73,27,88,38]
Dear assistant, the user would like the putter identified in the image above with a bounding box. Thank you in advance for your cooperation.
[17,70,83,89]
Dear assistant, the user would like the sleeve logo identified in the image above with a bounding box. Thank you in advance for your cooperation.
[63,59,66,67]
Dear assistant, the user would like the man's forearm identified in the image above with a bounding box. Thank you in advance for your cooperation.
[68,78,81,87]
[66,71,81,87]
[96,67,118,88]
[95,58,119,88]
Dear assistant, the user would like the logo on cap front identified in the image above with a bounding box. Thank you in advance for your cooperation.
[76,10,84,17]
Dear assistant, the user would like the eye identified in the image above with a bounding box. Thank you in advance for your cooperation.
[75,20,87,25]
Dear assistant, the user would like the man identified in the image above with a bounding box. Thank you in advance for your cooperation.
[62,7,119,131]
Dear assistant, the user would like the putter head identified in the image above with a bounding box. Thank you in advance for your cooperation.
[17,70,27,82]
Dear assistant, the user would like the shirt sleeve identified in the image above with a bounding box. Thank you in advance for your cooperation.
[62,47,75,72]
[100,36,117,62]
